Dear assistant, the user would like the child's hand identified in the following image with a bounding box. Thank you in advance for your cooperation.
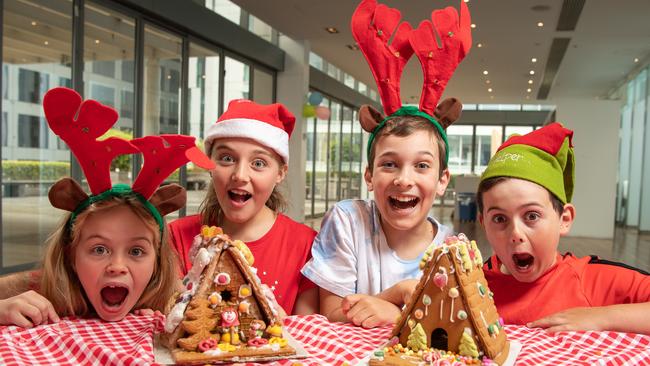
[527,306,609,333]
[133,309,163,317]
[0,290,60,328]
[341,294,401,328]
[396,279,419,306]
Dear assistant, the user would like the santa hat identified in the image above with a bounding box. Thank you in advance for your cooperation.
[204,99,296,164]
[480,122,575,204]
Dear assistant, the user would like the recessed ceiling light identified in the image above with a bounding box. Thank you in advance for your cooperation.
[634,58,640,63]
[95,39,100,44]
[477,43,483,48]
[527,88,532,93]
[486,80,491,84]
[31,21,37,26]
[325,27,339,34]
[528,79,533,84]
[529,70,535,75]
[488,88,493,92]
[471,24,477,29]
[531,58,537,63]
[537,22,544,27]
[346,44,359,50]
[44,41,49,45]
[483,70,489,75]
[167,75,172,79]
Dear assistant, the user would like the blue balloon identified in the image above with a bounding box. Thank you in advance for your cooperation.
[308,91,324,106]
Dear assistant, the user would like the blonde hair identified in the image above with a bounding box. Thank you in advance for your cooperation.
[39,196,178,317]
[199,142,288,226]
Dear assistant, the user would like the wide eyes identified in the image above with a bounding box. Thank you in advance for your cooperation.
[91,245,108,256]
[525,211,541,221]
[218,154,235,164]
[491,215,507,224]
[129,247,145,257]
[252,159,268,169]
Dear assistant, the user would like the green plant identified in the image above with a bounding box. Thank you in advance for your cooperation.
[2,160,70,181]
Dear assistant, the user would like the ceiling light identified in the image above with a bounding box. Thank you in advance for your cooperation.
[167,75,172,79]
[44,41,49,45]
[31,21,37,26]
[488,88,493,92]
[477,43,483,48]
[527,88,532,93]
[346,44,359,51]
[471,24,477,29]
[463,0,469,2]
[528,79,533,84]
[486,80,491,84]
[95,39,100,44]
[325,27,339,34]
[537,22,544,27]
[529,70,535,75]
[634,58,640,63]
[531,58,537,63]
[483,70,489,75]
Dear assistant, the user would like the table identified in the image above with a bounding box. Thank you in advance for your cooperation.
[1,313,650,365]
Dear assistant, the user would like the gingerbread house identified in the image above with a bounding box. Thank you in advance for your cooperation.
[370,235,510,366]
[162,226,294,364]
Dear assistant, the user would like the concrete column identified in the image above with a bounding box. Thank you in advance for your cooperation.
[276,35,310,222]
[553,98,622,238]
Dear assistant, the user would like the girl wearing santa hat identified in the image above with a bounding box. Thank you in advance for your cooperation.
[168,99,318,316]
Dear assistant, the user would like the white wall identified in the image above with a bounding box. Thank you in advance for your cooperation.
[553,98,622,238]
[276,36,310,222]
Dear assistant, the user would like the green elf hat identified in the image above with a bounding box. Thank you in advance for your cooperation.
[480,122,575,204]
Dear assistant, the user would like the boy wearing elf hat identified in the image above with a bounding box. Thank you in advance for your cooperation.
[478,122,650,334]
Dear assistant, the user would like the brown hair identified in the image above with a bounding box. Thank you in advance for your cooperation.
[199,143,288,226]
[367,115,448,176]
[477,176,565,215]
[39,196,178,317]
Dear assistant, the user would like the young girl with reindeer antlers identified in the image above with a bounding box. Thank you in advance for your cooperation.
[301,0,472,328]
[0,87,214,327]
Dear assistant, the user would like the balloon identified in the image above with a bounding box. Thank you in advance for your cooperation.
[315,106,330,120]
[308,91,324,106]
[303,104,316,118]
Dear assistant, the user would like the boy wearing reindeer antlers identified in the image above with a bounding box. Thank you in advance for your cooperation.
[301,0,472,328]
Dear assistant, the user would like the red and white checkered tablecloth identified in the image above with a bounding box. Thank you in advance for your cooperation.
[2,313,650,365]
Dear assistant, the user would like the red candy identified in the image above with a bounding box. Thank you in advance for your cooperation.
[198,338,218,352]
[247,338,269,347]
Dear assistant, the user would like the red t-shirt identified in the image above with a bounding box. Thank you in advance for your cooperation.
[168,214,317,315]
[483,253,650,325]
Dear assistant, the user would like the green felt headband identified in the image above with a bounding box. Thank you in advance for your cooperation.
[366,106,449,164]
[69,183,164,234]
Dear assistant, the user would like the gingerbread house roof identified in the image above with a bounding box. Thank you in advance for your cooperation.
[390,235,509,365]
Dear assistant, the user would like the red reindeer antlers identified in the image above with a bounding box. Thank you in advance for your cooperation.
[351,0,471,117]
[44,87,215,200]
[351,0,414,116]
[410,1,471,116]
[43,87,139,195]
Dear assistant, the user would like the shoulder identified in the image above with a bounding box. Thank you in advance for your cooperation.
[276,214,317,240]
[577,254,649,276]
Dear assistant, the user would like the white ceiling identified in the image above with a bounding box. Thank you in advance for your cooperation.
[232,0,650,105]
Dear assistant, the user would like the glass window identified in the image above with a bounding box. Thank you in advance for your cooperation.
[2,0,73,268]
[446,125,473,175]
[313,98,330,216]
[143,24,182,136]
[248,15,273,43]
[18,69,49,103]
[340,106,354,199]
[350,109,363,198]
[305,111,316,216]
[206,0,242,25]
[224,56,250,105]
[344,73,355,89]
[474,125,502,174]
[327,63,340,81]
[84,3,135,187]
[252,68,273,105]
[187,42,221,215]
[2,112,7,147]
[309,52,323,70]
[358,81,367,95]
[328,102,341,207]
[504,126,534,141]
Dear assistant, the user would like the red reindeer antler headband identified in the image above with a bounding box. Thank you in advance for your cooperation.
[351,0,472,163]
[43,87,215,232]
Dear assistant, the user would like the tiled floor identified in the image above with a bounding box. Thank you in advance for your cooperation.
[304,205,650,273]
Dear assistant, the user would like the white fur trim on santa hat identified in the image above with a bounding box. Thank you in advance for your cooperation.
[204,118,290,163]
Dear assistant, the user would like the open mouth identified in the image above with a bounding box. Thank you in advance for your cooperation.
[228,189,252,203]
[101,285,129,307]
[512,253,535,270]
[389,196,420,210]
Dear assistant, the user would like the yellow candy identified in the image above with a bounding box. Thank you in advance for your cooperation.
[269,337,288,347]
[217,343,236,352]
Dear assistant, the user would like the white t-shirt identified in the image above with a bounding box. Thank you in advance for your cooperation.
[301,199,453,297]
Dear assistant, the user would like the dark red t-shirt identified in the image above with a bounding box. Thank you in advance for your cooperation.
[484,253,650,325]
[168,214,317,314]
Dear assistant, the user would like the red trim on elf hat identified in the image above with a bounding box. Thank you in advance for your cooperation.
[499,122,573,156]
[204,99,296,163]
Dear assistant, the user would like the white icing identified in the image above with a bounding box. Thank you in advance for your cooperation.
[270,343,280,351]
[164,301,189,332]
[439,299,443,320]
[203,349,223,356]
